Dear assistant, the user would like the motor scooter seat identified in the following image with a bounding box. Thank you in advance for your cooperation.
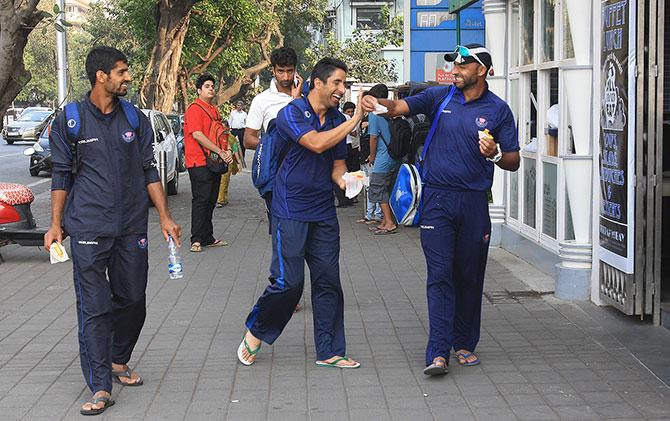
[0,183,35,206]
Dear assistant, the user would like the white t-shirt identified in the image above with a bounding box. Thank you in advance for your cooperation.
[246,79,294,132]
[229,110,247,129]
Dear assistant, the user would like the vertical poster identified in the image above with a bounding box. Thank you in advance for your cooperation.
[599,0,635,273]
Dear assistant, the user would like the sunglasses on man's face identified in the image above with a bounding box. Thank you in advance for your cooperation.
[453,45,488,67]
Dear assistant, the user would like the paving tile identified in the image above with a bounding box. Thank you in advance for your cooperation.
[1,169,669,421]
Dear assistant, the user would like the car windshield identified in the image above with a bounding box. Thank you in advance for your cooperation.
[167,116,181,134]
[18,111,51,122]
[39,123,51,140]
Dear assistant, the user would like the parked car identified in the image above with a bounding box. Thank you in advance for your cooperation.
[167,114,186,172]
[141,109,179,195]
[24,119,53,176]
[3,109,53,144]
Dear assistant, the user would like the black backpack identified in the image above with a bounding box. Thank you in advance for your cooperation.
[406,114,429,164]
[380,117,412,161]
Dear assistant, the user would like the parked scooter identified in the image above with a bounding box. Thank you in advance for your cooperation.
[0,182,47,248]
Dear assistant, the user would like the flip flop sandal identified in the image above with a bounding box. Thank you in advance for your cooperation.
[80,395,115,416]
[190,243,202,252]
[455,351,480,366]
[368,225,383,232]
[315,356,361,369]
[205,239,228,247]
[237,337,260,366]
[356,218,371,223]
[373,228,398,235]
[112,369,144,386]
[423,358,449,376]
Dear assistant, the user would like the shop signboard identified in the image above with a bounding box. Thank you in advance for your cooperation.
[599,0,635,273]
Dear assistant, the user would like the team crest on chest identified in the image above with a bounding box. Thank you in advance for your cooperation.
[304,110,311,118]
[122,130,136,143]
[137,237,148,249]
[475,117,488,128]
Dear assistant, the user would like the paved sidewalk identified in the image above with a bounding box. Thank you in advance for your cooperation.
[0,172,669,420]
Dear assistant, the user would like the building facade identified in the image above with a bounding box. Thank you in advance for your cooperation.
[402,0,486,83]
[326,0,406,83]
[482,0,668,326]
[65,0,92,24]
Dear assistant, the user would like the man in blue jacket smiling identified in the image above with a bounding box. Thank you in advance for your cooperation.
[45,46,181,415]
[238,58,362,369]
[362,44,520,376]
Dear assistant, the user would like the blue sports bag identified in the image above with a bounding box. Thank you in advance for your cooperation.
[390,86,456,226]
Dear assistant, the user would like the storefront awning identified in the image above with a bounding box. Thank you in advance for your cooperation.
[448,0,478,13]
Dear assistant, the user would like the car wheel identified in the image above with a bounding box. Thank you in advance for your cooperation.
[29,166,39,176]
[5,138,14,145]
[167,167,179,196]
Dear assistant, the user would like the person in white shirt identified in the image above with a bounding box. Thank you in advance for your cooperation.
[228,101,247,158]
[244,46,304,314]
[243,47,303,150]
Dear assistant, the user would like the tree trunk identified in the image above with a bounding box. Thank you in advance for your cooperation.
[139,0,197,114]
[215,21,283,105]
[0,1,45,130]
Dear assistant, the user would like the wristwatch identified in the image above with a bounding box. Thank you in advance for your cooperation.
[486,144,502,163]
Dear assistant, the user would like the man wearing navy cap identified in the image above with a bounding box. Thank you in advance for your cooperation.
[362,43,520,376]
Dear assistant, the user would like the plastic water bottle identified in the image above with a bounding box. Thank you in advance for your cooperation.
[168,236,183,279]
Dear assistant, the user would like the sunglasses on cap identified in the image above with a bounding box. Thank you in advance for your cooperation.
[452,45,490,67]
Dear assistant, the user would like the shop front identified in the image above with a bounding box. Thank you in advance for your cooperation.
[481,0,668,326]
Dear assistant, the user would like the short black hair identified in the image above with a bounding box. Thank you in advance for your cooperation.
[309,58,348,89]
[85,46,128,87]
[368,83,388,99]
[342,102,355,111]
[195,74,216,90]
[270,47,298,68]
[221,119,229,128]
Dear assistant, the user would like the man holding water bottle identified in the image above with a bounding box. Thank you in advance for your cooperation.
[45,46,181,415]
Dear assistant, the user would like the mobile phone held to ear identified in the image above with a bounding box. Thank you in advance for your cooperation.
[294,75,299,88]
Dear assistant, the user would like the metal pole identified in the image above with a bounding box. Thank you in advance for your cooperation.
[456,11,461,46]
[56,0,68,108]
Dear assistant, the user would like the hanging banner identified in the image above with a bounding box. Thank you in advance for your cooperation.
[599,0,635,273]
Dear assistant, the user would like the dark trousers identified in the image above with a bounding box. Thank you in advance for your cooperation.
[245,216,345,360]
[232,128,245,158]
[419,187,491,366]
[70,234,149,393]
[188,166,221,245]
[263,192,273,235]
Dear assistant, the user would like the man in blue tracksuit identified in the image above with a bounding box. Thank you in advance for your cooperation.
[45,46,181,415]
[237,58,362,369]
[362,44,520,375]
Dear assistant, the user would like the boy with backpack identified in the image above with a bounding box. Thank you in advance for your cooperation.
[366,84,401,235]
[184,74,233,252]
[238,58,361,369]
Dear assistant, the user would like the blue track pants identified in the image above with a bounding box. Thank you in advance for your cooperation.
[419,187,491,366]
[245,216,346,361]
[70,234,148,393]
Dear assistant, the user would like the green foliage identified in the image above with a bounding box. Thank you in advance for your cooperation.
[305,5,403,83]
[17,1,92,105]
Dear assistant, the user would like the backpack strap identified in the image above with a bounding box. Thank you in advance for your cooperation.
[119,99,140,132]
[64,102,83,175]
[419,86,457,167]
